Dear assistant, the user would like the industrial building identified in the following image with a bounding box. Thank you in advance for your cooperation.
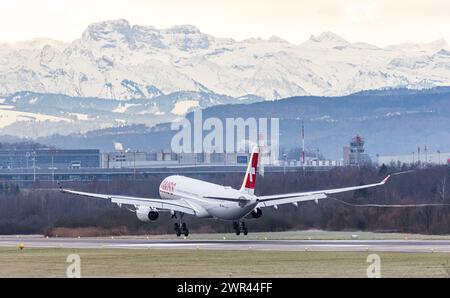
[0,149,100,169]
[100,149,344,169]
[0,146,341,170]
[100,151,251,168]
[377,151,450,166]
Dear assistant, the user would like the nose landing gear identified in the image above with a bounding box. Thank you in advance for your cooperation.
[233,221,248,236]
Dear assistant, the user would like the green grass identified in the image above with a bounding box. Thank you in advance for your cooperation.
[1,247,449,278]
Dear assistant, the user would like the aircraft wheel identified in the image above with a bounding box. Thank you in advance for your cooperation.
[233,221,240,235]
[181,223,189,237]
[243,229,248,236]
[174,223,181,237]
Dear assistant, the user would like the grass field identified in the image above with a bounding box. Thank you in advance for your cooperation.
[34,229,450,241]
[1,247,449,278]
[85,230,450,241]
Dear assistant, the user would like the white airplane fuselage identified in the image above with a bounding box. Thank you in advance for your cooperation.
[159,175,258,220]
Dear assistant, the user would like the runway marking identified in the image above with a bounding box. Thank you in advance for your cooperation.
[1,237,450,253]
[108,243,220,248]
[305,244,366,247]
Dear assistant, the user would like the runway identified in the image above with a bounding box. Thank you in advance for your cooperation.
[1,236,450,253]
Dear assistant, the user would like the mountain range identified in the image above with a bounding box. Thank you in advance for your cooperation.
[1,19,450,145]
[1,19,449,102]
[2,87,450,159]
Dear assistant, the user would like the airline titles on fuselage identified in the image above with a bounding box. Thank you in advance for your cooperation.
[160,180,176,193]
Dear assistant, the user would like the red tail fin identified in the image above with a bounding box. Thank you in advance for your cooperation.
[240,147,259,194]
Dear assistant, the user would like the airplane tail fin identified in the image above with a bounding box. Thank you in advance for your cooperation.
[240,147,259,195]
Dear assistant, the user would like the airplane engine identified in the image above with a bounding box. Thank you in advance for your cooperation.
[250,208,262,218]
[136,206,159,222]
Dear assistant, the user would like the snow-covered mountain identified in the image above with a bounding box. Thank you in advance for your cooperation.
[0,91,262,138]
[1,19,449,101]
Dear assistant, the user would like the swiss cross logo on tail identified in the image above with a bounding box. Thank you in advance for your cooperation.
[248,166,256,182]
[240,147,259,194]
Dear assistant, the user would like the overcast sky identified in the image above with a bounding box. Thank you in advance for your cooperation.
[1,0,449,46]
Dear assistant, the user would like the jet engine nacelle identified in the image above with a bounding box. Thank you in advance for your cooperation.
[250,208,262,218]
[136,206,159,222]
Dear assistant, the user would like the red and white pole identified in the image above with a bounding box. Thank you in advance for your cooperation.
[302,121,305,166]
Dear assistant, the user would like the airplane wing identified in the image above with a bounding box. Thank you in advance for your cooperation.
[60,188,196,215]
[257,175,391,208]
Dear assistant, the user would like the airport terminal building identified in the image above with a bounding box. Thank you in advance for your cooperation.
[0,149,100,169]
[100,151,251,168]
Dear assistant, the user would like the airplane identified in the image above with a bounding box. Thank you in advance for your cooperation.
[60,147,391,237]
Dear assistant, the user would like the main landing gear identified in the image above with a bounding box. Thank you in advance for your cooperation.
[174,222,189,237]
[172,212,189,237]
[233,221,248,236]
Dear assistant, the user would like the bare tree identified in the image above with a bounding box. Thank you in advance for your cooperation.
[437,177,448,201]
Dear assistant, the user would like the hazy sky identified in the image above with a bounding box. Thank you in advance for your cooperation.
[1,0,449,46]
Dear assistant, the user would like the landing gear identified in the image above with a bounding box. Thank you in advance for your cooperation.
[182,222,189,237]
[174,222,189,237]
[242,222,248,236]
[173,212,189,237]
[174,223,181,237]
[233,221,248,236]
[233,221,240,235]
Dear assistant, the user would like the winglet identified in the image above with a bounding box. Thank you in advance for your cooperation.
[380,170,414,185]
[381,175,391,184]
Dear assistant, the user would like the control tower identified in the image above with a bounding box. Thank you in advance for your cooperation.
[346,134,371,166]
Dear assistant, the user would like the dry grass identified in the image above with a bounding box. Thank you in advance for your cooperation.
[1,247,449,278]
[48,227,131,238]
[46,228,450,240]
